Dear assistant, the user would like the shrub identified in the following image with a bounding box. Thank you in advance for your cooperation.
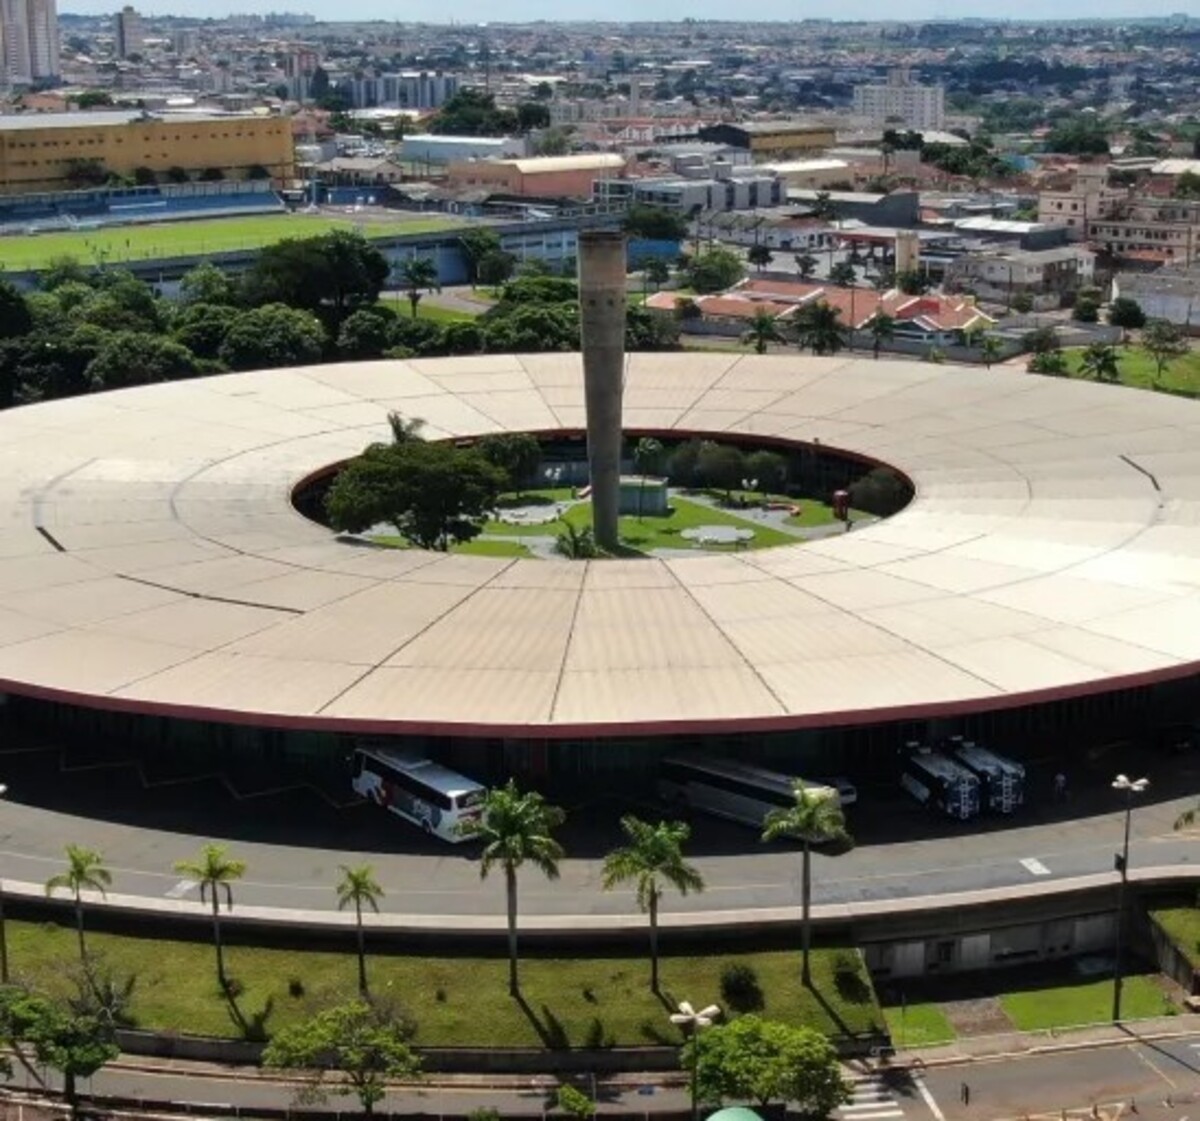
[288,977,305,998]
[720,961,765,1013]
[556,1084,596,1119]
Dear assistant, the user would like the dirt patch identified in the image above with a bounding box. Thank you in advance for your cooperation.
[938,995,1014,1036]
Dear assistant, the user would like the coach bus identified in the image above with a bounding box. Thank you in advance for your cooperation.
[351,745,486,843]
[900,744,980,821]
[947,737,1025,814]
[658,755,841,833]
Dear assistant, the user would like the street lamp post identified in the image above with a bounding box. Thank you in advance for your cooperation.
[0,782,9,985]
[670,1000,720,1121]
[1111,773,1148,1023]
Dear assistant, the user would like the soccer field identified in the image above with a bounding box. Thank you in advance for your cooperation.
[0,212,472,271]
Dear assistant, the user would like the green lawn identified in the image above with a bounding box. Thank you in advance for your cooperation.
[484,495,796,552]
[372,535,531,558]
[0,212,471,271]
[1150,908,1200,968]
[881,1001,956,1047]
[1000,974,1172,1030]
[8,921,882,1047]
[1063,344,1200,397]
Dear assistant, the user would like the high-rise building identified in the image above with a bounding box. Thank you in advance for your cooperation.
[1,0,59,87]
[852,68,945,131]
[114,4,141,60]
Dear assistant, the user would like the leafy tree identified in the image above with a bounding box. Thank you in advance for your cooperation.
[1024,325,1060,354]
[173,303,238,360]
[740,308,787,355]
[602,816,704,992]
[41,257,91,291]
[1028,350,1069,376]
[1080,341,1120,382]
[795,252,818,278]
[132,165,157,186]
[180,261,238,307]
[869,313,896,358]
[977,334,1004,369]
[1142,319,1189,382]
[478,432,541,495]
[398,257,440,319]
[86,332,200,390]
[1175,170,1200,200]
[326,439,505,551]
[688,246,745,294]
[1045,116,1111,155]
[263,1000,420,1115]
[441,320,486,355]
[336,865,384,996]
[762,782,847,986]
[828,260,856,288]
[689,1015,849,1115]
[429,90,518,136]
[166,165,190,184]
[895,269,928,296]
[219,304,327,371]
[243,231,389,330]
[0,324,106,405]
[457,780,565,995]
[516,101,550,131]
[632,436,665,518]
[45,847,111,963]
[1072,296,1100,323]
[485,303,579,353]
[810,191,837,221]
[495,275,578,307]
[643,257,671,291]
[667,437,705,488]
[556,1085,596,1119]
[745,450,786,496]
[1108,296,1146,339]
[1011,291,1035,314]
[624,205,688,243]
[391,315,446,357]
[83,270,163,333]
[697,441,746,501]
[338,307,396,360]
[458,228,502,288]
[793,302,847,356]
[626,304,679,351]
[477,250,516,288]
[747,244,774,272]
[0,280,32,341]
[173,844,246,989]
[74,89,113,108]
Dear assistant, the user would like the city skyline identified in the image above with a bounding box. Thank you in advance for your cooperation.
[57,0,1196,22]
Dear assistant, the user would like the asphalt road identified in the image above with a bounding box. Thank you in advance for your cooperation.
[0,740,1194,920]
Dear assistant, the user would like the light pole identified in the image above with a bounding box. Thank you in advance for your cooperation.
[1111,773,1148,1023]
[0,782,9,985]
[670,1000,720,1121]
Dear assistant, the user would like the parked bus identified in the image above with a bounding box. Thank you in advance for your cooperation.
[900,744,980,821]
[351,746,486,843]
[947,737,1025,814]
[658,754,841,832]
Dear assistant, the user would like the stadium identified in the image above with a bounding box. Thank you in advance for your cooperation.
[0,349,1198,808]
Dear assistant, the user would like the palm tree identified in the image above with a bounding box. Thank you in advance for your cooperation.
[978,334,1004,369]
[740,308,788,355]
[794,302,847,357]
[633,437,665,519]
[869,313,896,359]
[458,780,565,995]
[601,816,704,993]
[398,257,439,319]
[174,844,247,989]
[1080,342,1120,382]
[45,846,111,962]
[761,783,849,987]
[337,864,384,995]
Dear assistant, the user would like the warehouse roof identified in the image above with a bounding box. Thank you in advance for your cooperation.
[0,354,1197,737]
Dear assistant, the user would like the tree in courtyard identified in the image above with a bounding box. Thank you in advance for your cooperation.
[644,257,671,292]
[0,280,32,341]
[263,999,420,1115]
[326,439,506,551]
[398,257,440,319]
[747,244,774,272]
[793,302,847,357]
[794,252,818,279]
[687,246,745,294]
[632,436,665,518]
[745,450,786,497]
[458,227,503,288]
[977,334,1004,370]
[337,864,384,996]
[441,320,486,355]
[219,304,327,371]
[602,816,704,992]
[828,261,856,289]
[457,780,565,995]
[1011,291,1035,314]
[696,441,746,503]
[478,432,542,496]
[1080,341,1120,382]
[173,302,239,361]
[1072,295,1101,323]
[688,1015,849,1116]
[810,191,837,221]
[761,782,848,986]
[85,332,200,390]
[1108,296,1146,340]
[895,269,928,296]
[45,847,111,963]
[740,308,787,355]
[179,260,238,307]
[868,313,896,358]
[623,205,689,243]
[1028,350,1070,376]
[173,844,246,989]
[337,306,396,361]
[477,250,516,288]
[1141,319,1189,383]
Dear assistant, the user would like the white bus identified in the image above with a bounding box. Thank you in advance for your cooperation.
[658,754,841,832]
[900,744,980,821]
[947,738,1025,814]
[351,746,486,843]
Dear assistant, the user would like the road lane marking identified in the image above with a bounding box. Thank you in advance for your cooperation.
[164,879,197,899]
[914,1075,945,1121]
[1020,857,1051,876]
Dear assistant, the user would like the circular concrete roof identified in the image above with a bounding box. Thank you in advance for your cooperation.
[0,352,1196,738]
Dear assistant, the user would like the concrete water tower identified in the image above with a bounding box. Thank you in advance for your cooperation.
[894,230,921,278]
[578,229,627,553]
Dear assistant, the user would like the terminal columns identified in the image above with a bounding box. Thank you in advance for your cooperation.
[578,229,627,554]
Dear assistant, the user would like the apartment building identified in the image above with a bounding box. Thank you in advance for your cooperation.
[339,70,460,111]
[852,68,945,131]
[1,0,59,87]
[114,5,142,60]
[945,245,1096,308]
[1038,165,1128,241]
[593,170,783,214]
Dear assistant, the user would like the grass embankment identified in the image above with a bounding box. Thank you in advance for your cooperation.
[0,213,470,271]
[1150,907,1200,967]
[881,1002,956,1047]
[485,495,795,552]
[1000,974,1170,1030]
[10,921,881,1047]
[1063,345,1200,397]
[371,536,531,558]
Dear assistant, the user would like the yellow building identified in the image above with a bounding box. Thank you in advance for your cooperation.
[0,110,295,194]
[698,121,837,160]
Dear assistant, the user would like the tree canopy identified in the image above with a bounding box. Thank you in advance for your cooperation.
[429,90,519,136]
[624,205,688,243]
[219,304,327,371]
[688,246,745,294]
